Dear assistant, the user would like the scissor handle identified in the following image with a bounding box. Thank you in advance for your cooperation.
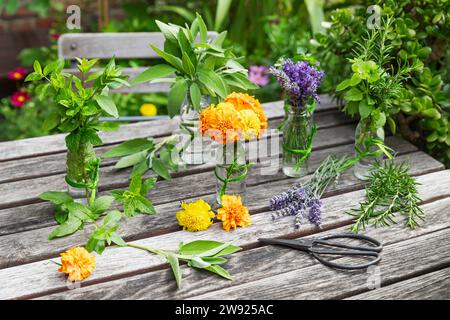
[310,233,383,270]
[311,251,381,270]
[317,233,383,252]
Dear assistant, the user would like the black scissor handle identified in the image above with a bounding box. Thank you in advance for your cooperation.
[311,251,381,270]
[317,233,383,252]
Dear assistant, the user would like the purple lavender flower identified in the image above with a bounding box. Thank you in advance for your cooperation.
[248,65,269,86]
[269,183,307,211]
[269,58,324,108]
[307,198,322,226]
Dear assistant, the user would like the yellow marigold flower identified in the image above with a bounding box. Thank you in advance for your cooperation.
[140,103,158,116]
[217,195,252,231]
[176,199,215,232]
[58,247,96,282]
[224,92,268,130]
[240,109,261,140]
[200,102,244,144]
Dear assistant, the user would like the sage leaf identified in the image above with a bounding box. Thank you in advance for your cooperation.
[167,79,188,118]
[151,157,171,180]
[189,257,211,269]
[131,64,176,85]
[204,265,232,280]
[190,83,201,111]
[115,150,148,169]
[103,138,154,158]
[167,254,182,288]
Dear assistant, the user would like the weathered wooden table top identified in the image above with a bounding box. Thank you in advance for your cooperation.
[0,95,449,300]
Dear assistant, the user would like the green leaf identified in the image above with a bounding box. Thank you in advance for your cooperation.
[90,196,114,215]
[134,194,156,215]
[202,256,227,264]
[141,177,157,195]
[167,254,182,288]
[151,157,171,180]
[196,13,208,42]
[336,79,351,91]
[48,216,82,240]
[167,79,188,118]
[102,210,122,227]
[189,257,211,269]
[131,65,176,85]
[422,109,441,120]
[359,99,373,119]
[110,232,127,247]
[66,202,95,222]
[103,138,154,158]
[182,52,195,76]
[129,172,142,194]
[91,122,120,132]
[387,117,396,135]
[190,83,201,111]
[215,0,232,31]
[198,69,228,98]
[179,240,233,256]
[204,264,232,280]
[150,44,184,71]
[33,60,42,75]
[115,150,148,169]
[42,112,60,132]
[345,87,363,101]
[95,95,119,118]
[40,191,73,205]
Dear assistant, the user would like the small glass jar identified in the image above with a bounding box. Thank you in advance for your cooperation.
[282,106,313,178]
[179,94,211,165]
[353,118,385,180]
[215,141,247,205]
[66,142,98,198]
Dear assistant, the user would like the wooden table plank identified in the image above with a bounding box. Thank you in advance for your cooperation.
[188,225,450,300]
[0,123,358,210]
[0,109,352,185]
[39,195,450,300]
[345,267,450,300]
[0,138,422,267]
[0,95,336,162]
[1,168,447,300]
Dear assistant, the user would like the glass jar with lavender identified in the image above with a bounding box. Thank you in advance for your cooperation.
[282,103,316,178]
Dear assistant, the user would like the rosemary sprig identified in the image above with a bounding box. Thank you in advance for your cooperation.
[348,161,425,233]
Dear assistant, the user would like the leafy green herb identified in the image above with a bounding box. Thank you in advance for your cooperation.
[86,210,127,255]
[103,135,180,180]
[111,173,157,217]
[348,161,425,233]
[128,240,241,288]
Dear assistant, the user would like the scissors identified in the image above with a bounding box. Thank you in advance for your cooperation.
[258,233,383,270]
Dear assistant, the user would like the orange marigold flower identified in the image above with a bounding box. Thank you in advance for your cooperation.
[224,92,268,130]
[200,102,244,144]
[58,247,96,282]
[240,109,261,140]
[217,195,252,231]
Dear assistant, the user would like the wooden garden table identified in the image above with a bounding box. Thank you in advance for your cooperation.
[0,95,449,300]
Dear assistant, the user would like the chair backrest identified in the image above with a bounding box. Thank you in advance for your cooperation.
[58,32,217,93]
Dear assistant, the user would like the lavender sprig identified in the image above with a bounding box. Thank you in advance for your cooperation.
[270,58,324,108]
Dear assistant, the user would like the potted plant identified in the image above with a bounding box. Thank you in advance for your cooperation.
[132,13,258,165]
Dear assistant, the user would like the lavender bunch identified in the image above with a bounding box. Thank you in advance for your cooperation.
[270,156,353,228]
[269,58,324,108]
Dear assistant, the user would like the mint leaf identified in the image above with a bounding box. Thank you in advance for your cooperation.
[48,216,82,240]
[40,191,73,205]
[95,95,119,118]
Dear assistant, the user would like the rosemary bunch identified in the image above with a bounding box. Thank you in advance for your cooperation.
[349,161,425,233]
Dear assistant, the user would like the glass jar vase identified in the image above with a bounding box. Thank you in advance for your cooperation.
[214,141,247,205]
[282,107,314,178]
[353,118,385,180]
[179,94,211,165]
[66,141,98,199]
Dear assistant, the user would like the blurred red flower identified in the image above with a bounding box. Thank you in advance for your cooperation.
[8,67,28,81]
[10,91,31,107]
[50,33,61,40]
